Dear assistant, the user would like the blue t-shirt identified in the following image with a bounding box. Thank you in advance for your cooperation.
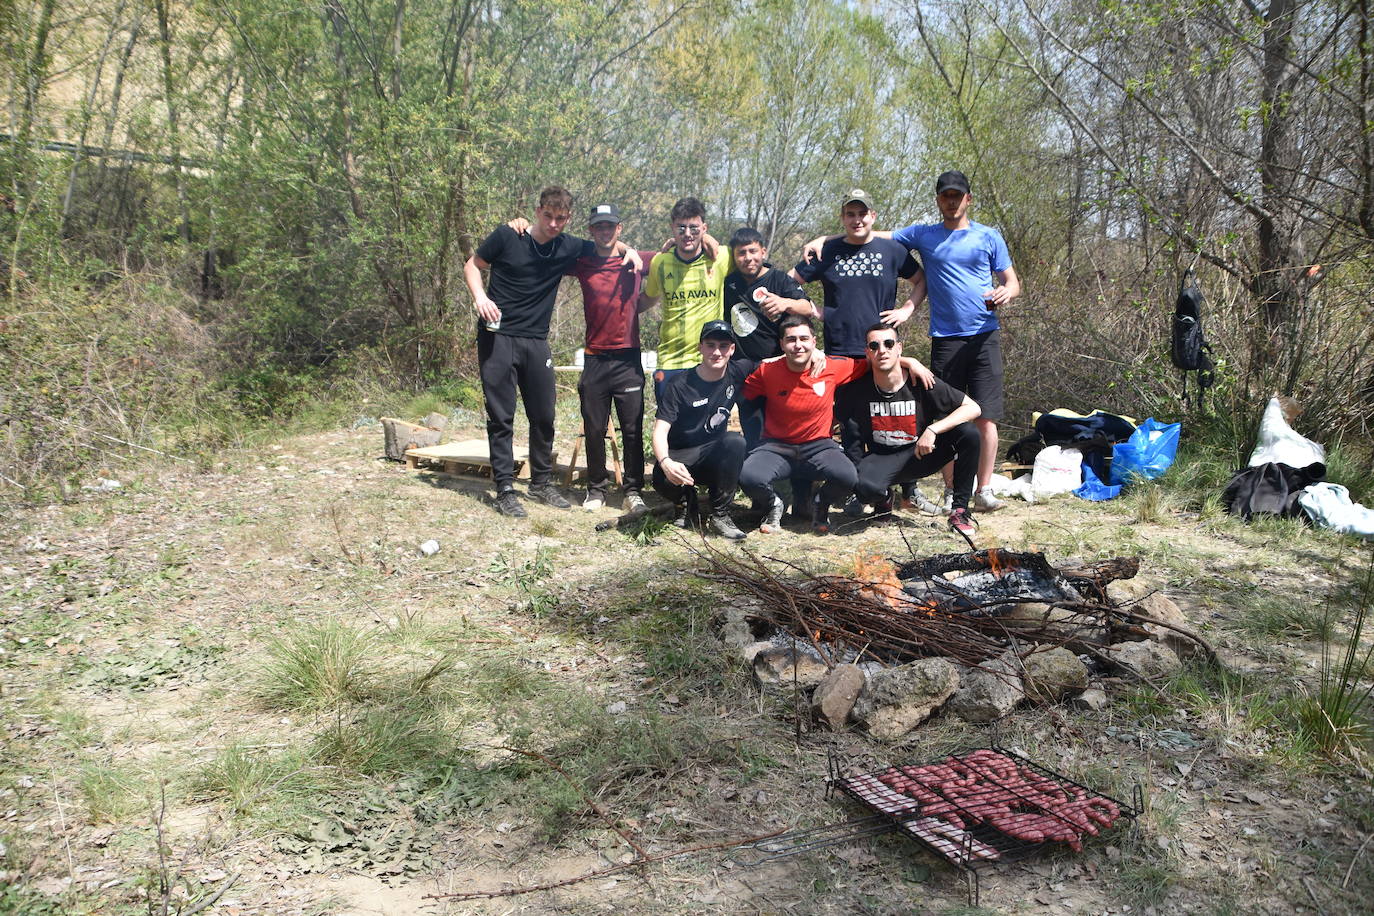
[892,221,1011,338]
[792,237,918,357]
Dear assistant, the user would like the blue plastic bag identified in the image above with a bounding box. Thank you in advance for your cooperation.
[1074,464,1122,501]
[1109,418,1180,485]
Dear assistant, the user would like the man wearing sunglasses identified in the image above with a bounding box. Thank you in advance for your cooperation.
[841,323,983,537]
[740,315,933,535]
[640,197,734,399]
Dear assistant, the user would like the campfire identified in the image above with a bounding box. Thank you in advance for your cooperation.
[702,546,1215,734]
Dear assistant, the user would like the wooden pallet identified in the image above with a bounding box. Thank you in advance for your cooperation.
[404,439,534,481]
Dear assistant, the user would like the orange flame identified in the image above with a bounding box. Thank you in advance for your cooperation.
[853,554,905,609]
[985,547,1010,578]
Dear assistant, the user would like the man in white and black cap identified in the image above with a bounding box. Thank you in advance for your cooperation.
[651,320,754,540]
[566,203,658,513]
[790,189,925,515]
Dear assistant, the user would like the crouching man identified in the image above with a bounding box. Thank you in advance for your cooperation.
[651,321,754,540]
[841,323,983,536]
[740,315,934,535]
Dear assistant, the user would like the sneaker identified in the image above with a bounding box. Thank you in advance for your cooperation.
[528,484,571,509]
[624,492,647,514]
[973,488,1006,512]
[904,488,944,516]
[941,487,955,512]
[759,494,785,534]
[495,489,527,518]
[948,507,977,537]
[709,513,747,541]
[813,495,833,535]
[672,501,690,528]
[583,492,604,512]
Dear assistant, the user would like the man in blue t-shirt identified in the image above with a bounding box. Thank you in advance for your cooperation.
[803,172,1020,513]
[892,171,1019,511]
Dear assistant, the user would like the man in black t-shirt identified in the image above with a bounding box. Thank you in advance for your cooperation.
[652,321,755,540]
[463,185,638,517]
[723,227,814,452]
[839,323,983,536]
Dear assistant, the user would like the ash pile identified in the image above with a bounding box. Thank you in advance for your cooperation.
[707,548,1213,740]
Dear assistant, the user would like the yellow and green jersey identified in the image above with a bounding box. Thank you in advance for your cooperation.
[645,246,734,370]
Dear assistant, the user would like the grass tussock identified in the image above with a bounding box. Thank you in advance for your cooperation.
[1289,558,1374,759]
[254,621,374,711]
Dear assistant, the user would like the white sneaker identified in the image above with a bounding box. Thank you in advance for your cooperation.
[583,493,604,512]
[624,492,647,513]
[906,489,944,516]
[941,488,954,512]
[973,488,1006,512]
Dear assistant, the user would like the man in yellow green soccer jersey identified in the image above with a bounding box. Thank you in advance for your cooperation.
[639,197,734,399]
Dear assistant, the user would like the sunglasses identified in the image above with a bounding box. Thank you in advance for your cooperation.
[674,224,704,236]
[866,338,899,351]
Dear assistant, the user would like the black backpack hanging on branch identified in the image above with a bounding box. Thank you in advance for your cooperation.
[1170,270,1215,409]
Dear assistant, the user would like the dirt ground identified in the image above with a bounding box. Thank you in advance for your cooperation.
[2,415,1372,915]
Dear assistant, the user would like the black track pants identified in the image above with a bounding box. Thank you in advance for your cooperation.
[578,352,645,496]
[478,330,556,490]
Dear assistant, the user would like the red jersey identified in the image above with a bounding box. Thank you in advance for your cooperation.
[743,356,870,444]
[568,251,655,351]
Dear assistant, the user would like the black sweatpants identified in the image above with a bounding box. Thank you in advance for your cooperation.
[853,422,980,510]
[578,351,645,496]
[478,330,556,491]
[652,433,746,514]
[740,438,857,509]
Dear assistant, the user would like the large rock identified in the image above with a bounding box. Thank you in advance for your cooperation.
[1022,648,1089,704]
[947,653,1024,723]
[719,605,767,651]
[753,645,828,688]
[811,664,866,730]
[1108,580,1203,660]
[852,658,960,740]
[1002,602,1107,648]
[1108,640,1182,680]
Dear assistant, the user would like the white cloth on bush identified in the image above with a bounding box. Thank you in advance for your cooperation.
[1250,396,1325,475]
[1297,483,1374,539]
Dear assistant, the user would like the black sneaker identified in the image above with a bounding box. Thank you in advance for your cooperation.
[528,484,571,509]
[709,513,747,541]
[872,492,894,515]
[813,495,832,536]
[495,489,527,518]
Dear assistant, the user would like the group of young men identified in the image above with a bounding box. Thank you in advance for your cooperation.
[462,171,1020,540]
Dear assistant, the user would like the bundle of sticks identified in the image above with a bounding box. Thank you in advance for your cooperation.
[697,546,1216,671]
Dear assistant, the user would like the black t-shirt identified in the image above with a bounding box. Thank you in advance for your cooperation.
[792,238,919,357]
[839,375,966,456]
[475,225,593,338]
[723,265,811,362]
[656,360,757,450]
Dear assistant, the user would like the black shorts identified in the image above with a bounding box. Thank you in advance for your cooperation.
[929,329,1003,421]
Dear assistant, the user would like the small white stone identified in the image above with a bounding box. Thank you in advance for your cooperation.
[606,701,628,715]
[418,539,440,556]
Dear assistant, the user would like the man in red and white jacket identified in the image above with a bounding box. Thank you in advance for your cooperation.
[740,314,933,535]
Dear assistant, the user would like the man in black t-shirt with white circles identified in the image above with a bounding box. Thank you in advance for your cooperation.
[463,185,638,518]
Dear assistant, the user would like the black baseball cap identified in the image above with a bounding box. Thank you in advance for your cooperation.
[699,320,734,342]
[588,203,621,225]
[935,171,971,195]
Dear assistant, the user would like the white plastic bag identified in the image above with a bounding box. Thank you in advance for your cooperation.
[1031,446,1084,499]
[986,472,1035,503]
[1249,397,1325,473]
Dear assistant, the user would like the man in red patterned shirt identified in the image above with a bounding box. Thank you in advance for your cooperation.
[740,315,933,535]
